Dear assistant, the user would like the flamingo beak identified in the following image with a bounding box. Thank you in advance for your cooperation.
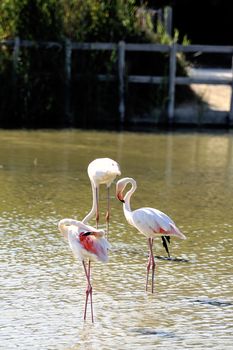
[82,231,92,236]
[116,191,125,203]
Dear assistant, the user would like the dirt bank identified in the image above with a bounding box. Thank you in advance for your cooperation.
[174,68,232,125]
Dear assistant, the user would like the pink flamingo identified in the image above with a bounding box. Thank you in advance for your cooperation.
[83,158,121,236]
[116,177,186,293]
[58,219,110,323]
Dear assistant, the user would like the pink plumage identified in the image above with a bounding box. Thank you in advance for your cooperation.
[58,219,110,322]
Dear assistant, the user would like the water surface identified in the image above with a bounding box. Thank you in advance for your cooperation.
[0,130,233,349]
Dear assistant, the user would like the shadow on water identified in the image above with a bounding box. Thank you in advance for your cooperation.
[154,255,190,262]
[186,297,233,307]
[132,328,176,338]
[111,244,190,262]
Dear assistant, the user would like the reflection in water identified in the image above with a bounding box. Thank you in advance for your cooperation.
[0,130,233,350]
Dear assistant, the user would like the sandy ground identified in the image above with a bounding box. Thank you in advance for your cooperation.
[190,84,231,111]
[188,68,232,111]
[133,68,232,125]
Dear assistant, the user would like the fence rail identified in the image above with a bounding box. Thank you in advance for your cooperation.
[1,38,233,125]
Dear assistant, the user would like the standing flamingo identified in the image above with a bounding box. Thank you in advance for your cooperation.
[116,177,186,293]
[58,218,110,323]
[83,158,121,235]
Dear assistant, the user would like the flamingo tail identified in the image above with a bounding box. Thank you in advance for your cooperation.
[162,236,171,257]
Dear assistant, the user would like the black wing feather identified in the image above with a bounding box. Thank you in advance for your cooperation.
[162,236,171,257]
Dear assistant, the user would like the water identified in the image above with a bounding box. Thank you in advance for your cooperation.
[0,129,233,350]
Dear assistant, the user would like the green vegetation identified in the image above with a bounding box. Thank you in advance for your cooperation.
[0,0,192,128]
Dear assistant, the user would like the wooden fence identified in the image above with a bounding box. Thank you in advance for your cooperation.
[1,38,233,125]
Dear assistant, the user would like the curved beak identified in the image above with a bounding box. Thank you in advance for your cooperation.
[116,191,125,203]
[82,231,92,236]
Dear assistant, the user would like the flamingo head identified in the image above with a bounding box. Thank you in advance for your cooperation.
[116,177,136,203]
[116,192,125,203]
[79,229,105,239]
[111,160,121,177]
[105,160,121,182]
[116,178,127,203]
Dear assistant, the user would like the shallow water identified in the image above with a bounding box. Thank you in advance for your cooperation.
[0,129,233,350]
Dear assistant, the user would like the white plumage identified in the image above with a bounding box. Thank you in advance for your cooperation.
[83,157,121,235]
[116,177,186,293]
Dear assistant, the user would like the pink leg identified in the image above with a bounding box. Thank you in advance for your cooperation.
[146,238,151,292]
[82,260,94,323]
[95,187,99,229]
[146,249,150,291]
[146,238,156,293]
[105,186,110,238]
[88,261,94,323]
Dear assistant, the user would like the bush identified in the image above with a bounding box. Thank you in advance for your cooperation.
[0,0,193,128]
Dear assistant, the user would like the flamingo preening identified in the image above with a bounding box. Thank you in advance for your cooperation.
[58,219,110,323]
[83,158,121,236]
[116,177,186,293]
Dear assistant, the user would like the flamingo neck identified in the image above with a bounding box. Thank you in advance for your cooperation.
[58,218,96,237]
[123,180,136,217]
[82,181,98,224]
[58,218,80,239]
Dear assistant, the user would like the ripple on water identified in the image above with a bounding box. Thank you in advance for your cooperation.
[1,131,233,349]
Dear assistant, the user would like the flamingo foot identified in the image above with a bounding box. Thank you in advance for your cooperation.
[146,256,156,292]
[84,284,94,322]
[82,260,94,323]
[151,258,156,293]
[146,259,151,292]
[146,238,156,293]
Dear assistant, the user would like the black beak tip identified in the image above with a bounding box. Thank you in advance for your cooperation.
[83,231,92,236]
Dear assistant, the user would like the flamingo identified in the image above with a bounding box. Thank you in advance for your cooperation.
[116,177,186,293]
[83,158,121,235]
[58,218,110,323]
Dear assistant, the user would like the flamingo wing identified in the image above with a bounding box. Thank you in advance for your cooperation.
[66,225,110,263]
[79,232,110,262]
[131,207,177,236]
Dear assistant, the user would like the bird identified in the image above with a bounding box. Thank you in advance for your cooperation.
[58,218,110,323]
[83,158,121,236]
[116,177,186,293]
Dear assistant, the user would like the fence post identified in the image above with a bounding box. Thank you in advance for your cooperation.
[65,38,72,126]
[164,6,173,37]
[157,9,163,23]
[168,43,177,124]
[12,37,20,81]
[118,41,125,124]
[229,56,233,126]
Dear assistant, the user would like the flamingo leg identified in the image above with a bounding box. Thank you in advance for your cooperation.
[146,238,151,292]
[88,260,94,323]
[82,260,94,323]
[146,253,149,290]
[150,239,155,293]
[146,238,155,293]
[105,186,110,237]
[95,186,99,229]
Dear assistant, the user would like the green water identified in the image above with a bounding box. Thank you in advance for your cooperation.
[0,129,233,349]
